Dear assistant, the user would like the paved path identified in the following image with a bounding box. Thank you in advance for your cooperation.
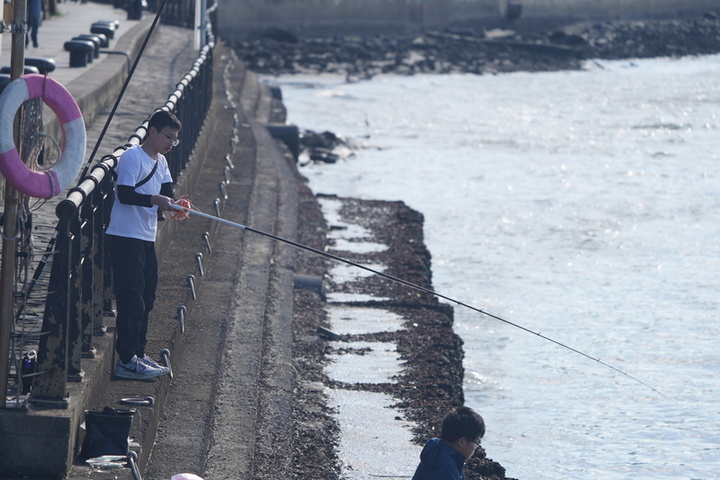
[3,1,155,137]
[2,1,131,83]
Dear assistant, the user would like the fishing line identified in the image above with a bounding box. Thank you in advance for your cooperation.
[170,204,670,400]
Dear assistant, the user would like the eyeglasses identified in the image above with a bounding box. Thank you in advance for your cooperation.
[159,130,180,147]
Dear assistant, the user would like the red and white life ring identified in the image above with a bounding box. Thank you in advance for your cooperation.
[0,73,86,198]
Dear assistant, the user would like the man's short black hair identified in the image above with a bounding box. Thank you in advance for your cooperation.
[148,109,182,133]
[440,406,485,443]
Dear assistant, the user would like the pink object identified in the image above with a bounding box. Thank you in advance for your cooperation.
[0,73,85,198]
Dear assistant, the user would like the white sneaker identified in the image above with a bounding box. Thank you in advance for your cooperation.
[115,356,168,380]
[138,354,170,373]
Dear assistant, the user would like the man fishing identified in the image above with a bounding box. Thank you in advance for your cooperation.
[106,110,182,380]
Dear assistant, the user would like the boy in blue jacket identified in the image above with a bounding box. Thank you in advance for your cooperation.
[412,406,486,480]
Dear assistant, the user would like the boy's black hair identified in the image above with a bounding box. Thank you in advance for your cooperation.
[440,406,485,443]
[148,109,182,132]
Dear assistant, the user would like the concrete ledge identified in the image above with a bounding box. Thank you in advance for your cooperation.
[0,332,114,479]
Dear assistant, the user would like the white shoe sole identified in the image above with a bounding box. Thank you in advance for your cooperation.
[115,366,168,380]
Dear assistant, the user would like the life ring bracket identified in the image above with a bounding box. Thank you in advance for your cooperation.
[0,73,86,199]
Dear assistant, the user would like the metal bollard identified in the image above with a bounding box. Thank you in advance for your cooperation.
[160,349,173,380]
[177,305,187,333]
[219,182,228,200]
[214,198,221,217]
[225,153,234,169]
[127,451,142,480]
[202,232,212,253]
[195,253,204,276]
[187,275,196,300]
[223,166,231,184]
[119,395,155,407]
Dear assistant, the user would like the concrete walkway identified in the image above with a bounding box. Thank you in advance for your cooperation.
[2,1,134,82]
[1,1,157,132]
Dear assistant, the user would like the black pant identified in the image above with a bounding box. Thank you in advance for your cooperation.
[26,15,40,47]
[109,235,158,364]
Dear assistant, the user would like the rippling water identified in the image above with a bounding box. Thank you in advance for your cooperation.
[269,55,720,480]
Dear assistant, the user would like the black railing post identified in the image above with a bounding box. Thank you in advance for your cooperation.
[80,199,95,358]
[30,218,72,405]
[68,213,83,381]
[102,165,116,318]
[94,171,111,334]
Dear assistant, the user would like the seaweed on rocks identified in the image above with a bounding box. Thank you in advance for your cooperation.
[234,12,720,78]
[292,183,516,479]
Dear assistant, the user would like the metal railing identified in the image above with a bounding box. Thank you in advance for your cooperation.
[26,5,216,405]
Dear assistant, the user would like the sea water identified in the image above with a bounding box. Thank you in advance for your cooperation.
[268,54,720,480]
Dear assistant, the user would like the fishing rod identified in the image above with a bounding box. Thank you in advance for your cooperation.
[169,203,669,400]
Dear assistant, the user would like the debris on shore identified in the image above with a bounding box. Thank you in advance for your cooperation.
[292,183,512,479]
[299,129,360,165]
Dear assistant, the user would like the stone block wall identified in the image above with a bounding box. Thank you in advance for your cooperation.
[218,0,718,40]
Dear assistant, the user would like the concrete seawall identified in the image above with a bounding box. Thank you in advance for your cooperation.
[218,0,719,39]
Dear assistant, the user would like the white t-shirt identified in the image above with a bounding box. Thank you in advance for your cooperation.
[105,144,173,242]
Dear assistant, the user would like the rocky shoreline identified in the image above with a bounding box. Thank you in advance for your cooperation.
[235,11,720,77]
[243,14,720,479]
[290,185,510,478]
